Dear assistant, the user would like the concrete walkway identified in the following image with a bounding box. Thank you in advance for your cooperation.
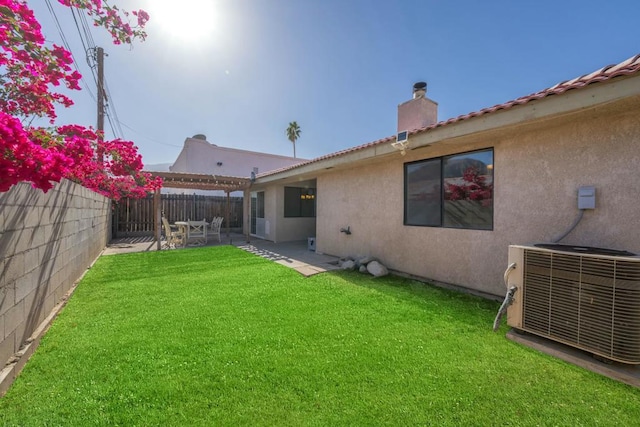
[236,240,341,276]
[103,233,341,277]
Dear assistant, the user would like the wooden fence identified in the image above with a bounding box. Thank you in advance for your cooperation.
[113,194,243,237]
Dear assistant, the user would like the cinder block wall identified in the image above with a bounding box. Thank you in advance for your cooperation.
[0,180,110,366]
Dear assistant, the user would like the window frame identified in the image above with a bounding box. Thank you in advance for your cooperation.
[403,148,494,230]
[284,186,316,218]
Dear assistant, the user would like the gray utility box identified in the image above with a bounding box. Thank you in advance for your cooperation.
[308,237,316,251]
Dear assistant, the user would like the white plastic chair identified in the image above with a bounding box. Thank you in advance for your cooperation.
[162,217,185,249]
[209,216,223,243]
[187,219,208,246]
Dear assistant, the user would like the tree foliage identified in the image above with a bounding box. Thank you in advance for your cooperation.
[0,0,160,199]
[286,121,301,158]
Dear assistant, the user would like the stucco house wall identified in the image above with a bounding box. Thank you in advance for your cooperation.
[315,102,640,297]
[253,182,316,243]
[250,57,640,298]
[273,182,316,243]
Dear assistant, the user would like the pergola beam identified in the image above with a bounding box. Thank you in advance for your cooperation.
[145,171,253,247]
[147,171,251,192]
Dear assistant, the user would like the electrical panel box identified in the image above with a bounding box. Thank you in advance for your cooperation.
[578,186,596,209]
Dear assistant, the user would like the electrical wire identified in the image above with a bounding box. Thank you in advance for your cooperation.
[43,0,96,101]
[42,2,155,146]
[104,78,125,138]
[552,209,585,243]
[77,10,97,53]
[118,121,184,148]
[69,7,92,66]
[67,5,128,141]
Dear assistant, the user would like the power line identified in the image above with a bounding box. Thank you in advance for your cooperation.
[103,77,125,138]
[77,10,97,52]
[43,0,96,101]
[118,121,184,147]
[68,7,127,142]
[69,7,98,95]
[42,3,150,146]
[106,111,119,137]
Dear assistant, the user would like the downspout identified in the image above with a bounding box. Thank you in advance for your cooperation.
[244,185,252,243]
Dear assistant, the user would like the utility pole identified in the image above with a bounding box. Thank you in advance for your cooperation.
[96,47,105,163]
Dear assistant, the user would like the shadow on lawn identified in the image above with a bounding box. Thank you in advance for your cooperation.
[322,269,501,329]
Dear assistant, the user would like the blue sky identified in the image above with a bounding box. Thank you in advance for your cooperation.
[29,0,640,166]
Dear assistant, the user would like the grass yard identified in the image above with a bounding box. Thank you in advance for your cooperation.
[1,246,639,426]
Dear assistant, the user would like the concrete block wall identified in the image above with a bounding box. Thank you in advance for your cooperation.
[0,180,110,366]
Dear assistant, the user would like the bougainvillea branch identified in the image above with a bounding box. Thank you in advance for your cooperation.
[57,0,149,45]
[0,0,161,200]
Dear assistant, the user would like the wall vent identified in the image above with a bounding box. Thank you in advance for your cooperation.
[506,244,640,364]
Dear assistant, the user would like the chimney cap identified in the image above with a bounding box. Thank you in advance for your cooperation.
[412,81,427,99]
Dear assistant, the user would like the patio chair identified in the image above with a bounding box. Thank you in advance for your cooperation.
[162,217,185,249]
[187,219,208,246]
[209,216,223,243]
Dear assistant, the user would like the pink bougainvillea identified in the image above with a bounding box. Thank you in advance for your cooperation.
[0,0,162,200]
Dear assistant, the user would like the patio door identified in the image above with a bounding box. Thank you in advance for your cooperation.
[250,191,265,238]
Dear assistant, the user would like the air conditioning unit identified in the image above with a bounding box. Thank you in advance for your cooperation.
[506,244,640,364]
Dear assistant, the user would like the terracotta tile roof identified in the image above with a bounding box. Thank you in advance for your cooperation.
[260,53,640,179]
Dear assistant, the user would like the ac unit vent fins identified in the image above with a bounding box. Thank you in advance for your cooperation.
[522,249,640,363]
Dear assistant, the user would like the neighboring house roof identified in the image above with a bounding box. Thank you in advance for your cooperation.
[259,53,640,178]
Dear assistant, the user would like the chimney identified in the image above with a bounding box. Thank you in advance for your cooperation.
[397,82,438,133]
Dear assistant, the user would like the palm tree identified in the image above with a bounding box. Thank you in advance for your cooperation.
[286,121,301,158]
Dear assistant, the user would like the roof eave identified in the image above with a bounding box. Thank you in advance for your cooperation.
[255,73,640,185]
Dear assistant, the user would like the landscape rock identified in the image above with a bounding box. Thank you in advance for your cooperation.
[359,265,368,273]
[341,260,356,270]
[366,260,389,277]
[358,256,376,265]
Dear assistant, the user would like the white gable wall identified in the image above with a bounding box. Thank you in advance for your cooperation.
[171,138,304,178]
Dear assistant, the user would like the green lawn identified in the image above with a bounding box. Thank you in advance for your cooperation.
[1,246,638,426]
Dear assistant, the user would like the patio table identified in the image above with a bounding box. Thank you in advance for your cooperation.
[175,220,208,246]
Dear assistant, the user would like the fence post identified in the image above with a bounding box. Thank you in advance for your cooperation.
[226,191,230,242]
[154,188,161,250]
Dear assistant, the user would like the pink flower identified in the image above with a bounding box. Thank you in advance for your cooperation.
[0,0,159,198]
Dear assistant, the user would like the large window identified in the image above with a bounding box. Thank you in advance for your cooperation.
[404,148,493,230]
[284,187,316,218]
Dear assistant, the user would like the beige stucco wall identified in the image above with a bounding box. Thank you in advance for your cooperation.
[0,180,110,366]
[257,182,316,243]
[315,105,640,297]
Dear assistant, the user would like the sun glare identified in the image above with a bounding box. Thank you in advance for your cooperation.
[148,0,219,43]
